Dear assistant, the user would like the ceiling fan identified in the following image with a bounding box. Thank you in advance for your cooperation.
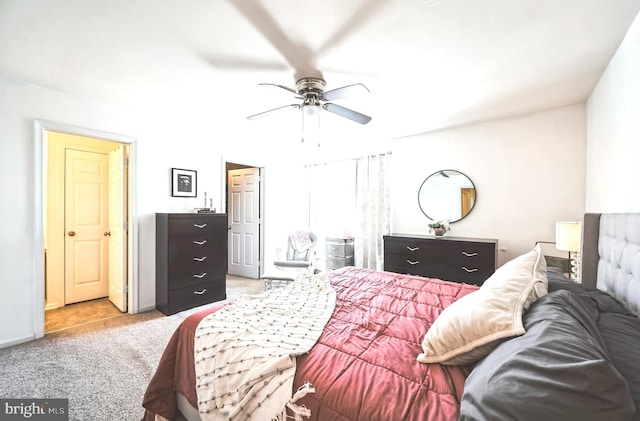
[247,77,372,125]
[221,0,384,144]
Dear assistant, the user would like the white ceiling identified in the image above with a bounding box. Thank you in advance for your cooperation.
[1,0,639,142]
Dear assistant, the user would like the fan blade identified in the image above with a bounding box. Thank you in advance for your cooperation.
[321,83,370,101]
[259,83,303,98]
[322,103,372,124]
[229,0,320,80]
[316,0,389,58]
[199,54,289,72]
[247,104,300,120]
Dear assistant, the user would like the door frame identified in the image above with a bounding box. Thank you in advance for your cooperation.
[33,120,138,339]
[221,156,265,278]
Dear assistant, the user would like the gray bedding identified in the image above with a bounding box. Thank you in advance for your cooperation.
[460,271,640,421]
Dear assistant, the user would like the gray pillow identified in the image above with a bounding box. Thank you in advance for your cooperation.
[460,290,635,421]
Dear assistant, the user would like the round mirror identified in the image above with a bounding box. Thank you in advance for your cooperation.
[418,169,476,223]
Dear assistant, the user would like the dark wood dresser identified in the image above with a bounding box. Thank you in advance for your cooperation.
[156,213,227,315]
[383,234,498,285]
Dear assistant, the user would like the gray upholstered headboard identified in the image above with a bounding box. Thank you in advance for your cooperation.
[582,213,640,315]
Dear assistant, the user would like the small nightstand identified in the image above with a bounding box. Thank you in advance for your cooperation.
[326,237,354,270]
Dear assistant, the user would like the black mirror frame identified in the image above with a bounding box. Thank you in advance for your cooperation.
[417,169,476,223]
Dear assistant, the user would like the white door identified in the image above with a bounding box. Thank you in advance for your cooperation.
[108,145,127,311]
[64,149,109,304]
[227,168,260,278]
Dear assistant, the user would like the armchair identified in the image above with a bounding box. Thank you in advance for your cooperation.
[262,231,318,290]
[274,231,318,275]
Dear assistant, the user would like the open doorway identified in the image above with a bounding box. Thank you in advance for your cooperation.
[34,121,137,338]
[225,161,264,279]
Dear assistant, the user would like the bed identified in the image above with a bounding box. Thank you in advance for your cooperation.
[143,212,640,421]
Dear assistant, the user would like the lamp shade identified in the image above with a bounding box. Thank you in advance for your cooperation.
[555,221,582,252]
[301,104,321,145]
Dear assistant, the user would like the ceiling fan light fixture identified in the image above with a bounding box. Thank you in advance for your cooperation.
[247,77,371,147]
[302,104,321,146]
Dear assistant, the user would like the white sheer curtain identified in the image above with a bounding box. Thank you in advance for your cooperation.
[298,153,390,271]
[354,153,391,270]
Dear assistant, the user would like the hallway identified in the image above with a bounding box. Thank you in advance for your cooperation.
[45,298,122,333]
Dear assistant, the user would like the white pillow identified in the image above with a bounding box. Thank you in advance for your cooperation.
[417,246,548,365]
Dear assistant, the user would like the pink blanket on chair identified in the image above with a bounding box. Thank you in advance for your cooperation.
[290,231,313,252]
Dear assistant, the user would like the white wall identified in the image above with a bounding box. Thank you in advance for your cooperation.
[0,78,129,347]
[0,76,230,347]
[388,105,586,266]
[11,10,640,344]
[0,77,590,349]
[586,11,640,212]
[262,104,587,269]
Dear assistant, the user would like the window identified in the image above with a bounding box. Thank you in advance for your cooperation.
[306,160,357,270]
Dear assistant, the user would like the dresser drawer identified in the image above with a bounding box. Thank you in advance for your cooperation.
[383,252,428,273]
[384,253,449,279]
[168,263,224,290]
[448,242,496,265]
[383,234,497,285]
[445,266,493,285]
[164,280,226,315]
[167,215,226,237]
[448,242,496,285]
[386,262,450,279]
[326,238,354,257]
[383,238,425,256]
[384,238,445,258]
[168,246,226,268]
[326,256,354,270]
[168,234,224,255]
[384,237,449,277]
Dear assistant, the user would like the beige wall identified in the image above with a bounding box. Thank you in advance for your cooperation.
[388,104,586,266]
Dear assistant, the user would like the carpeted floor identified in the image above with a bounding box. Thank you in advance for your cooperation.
[0,276,265,421]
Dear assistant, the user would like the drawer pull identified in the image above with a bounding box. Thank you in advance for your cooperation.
[462,251,479,257]
[407,260,420,265]
[193,272,207,278]
[462,267,478,273]
[193,288,207,295]
[193,256,207,262]
[193,240,207,245]
[194,223,207,229]
[406,246,419,252]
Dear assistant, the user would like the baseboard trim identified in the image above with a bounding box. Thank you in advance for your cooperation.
[0,334,36,350]
[137,304,156,313]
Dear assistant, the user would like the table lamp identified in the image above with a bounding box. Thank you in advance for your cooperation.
[555,221,582,283]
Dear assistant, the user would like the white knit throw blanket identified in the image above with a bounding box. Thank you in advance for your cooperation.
[194,273,336,421]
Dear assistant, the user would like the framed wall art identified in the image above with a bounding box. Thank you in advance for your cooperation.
[171,168,197,197]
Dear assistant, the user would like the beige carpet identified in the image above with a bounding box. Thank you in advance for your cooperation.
[0,275,265,421]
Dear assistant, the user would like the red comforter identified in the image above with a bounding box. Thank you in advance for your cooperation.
[143,267,479,421]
